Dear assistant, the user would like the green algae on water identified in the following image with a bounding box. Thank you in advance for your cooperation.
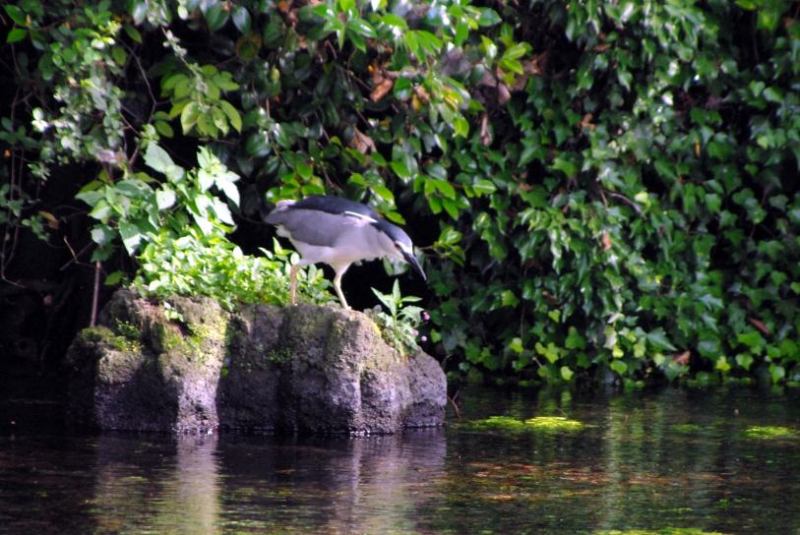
[596,528,726,534]
[466,416,527,433]
[670,423,705,434]
[464,415,584,434]
[525,416,584,432]
[742,425,798,440]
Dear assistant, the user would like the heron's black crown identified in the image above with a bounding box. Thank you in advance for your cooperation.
[372,218,413,248]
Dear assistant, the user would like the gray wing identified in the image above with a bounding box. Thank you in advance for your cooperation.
[266,207,375,247]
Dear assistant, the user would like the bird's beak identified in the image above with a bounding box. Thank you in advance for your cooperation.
[402,251,426,282]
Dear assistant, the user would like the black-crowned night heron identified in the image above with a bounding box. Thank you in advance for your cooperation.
[264,195,426,308]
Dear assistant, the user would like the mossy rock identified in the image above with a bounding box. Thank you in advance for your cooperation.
[66,289,446,434]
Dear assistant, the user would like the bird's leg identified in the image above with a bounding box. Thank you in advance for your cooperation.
[333,266,350,309]
[290,263,299,305]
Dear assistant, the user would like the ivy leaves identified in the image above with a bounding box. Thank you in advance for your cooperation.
[5,0,800,388]
[161,66,242,138]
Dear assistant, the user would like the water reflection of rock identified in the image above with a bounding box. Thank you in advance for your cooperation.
[217,428,447,533]
[92,434,220,534]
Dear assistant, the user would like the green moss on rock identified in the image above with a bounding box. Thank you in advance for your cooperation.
[81,325,140,353]
[67,289,446,434]
[114,320,141,341]
[151,322,186,354]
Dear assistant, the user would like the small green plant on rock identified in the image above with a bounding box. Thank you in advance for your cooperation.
[368,280,424,356]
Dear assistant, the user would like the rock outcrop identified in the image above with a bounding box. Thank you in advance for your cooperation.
[66,290,446,435]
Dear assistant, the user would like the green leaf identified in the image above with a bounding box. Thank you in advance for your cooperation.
[232,6,251,33]
[757,8,780,32]
[111,46,127,66]
[380,14,408,29]
[502,42,530,61]
[769,364,785,383]
[105,271,124,286]
[453,115,469,138]
[433,179,456,200]
[155,120,174,138]
[212,197,234,225]
[735,353,754,370]
[705,193,721,213]
[90,226,115,246]
[405,30,441,58]
[560,366,574,381]
[180,102,200,134]
[348,18,376,38]
[565,327,586,350]
[508,337,523,354]
[737,331,765,351]
[478,8,501,27]
[205,4,229,32]
[219,100,242,133]
[392,77,412,100]
[216,177,240,206]
[6,28,27,44]
[390,160,411,179]
[404,30,421,58]
[500,290,519,307]
[119,221,143,254]
[373,184,394,202]
[155,187,176,210]
[454,22,468,46]
[473,179,496,196]
[296,162,313,180]
[500,57,523,75]
[4,5,26,26]
[610,360,628,375]
[123,23,142,43]
[646,328,677,352]
[144,143,176,175]
[763,86,783,103]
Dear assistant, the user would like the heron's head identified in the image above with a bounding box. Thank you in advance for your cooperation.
[373,220,426,281]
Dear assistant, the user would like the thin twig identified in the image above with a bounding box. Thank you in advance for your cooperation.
[447,388,462,419]
[606,191,642,215]
[59,237,92,270]
[89,260,101,327]
[126,40,158,168]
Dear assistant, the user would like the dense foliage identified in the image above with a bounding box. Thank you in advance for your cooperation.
[1,0,798,386]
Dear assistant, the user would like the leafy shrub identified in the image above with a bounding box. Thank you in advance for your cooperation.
[424,0,800,387]
[2,0,798,386]
[367,280,424,355]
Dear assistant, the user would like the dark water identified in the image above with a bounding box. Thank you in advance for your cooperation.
[2,387,800,534]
